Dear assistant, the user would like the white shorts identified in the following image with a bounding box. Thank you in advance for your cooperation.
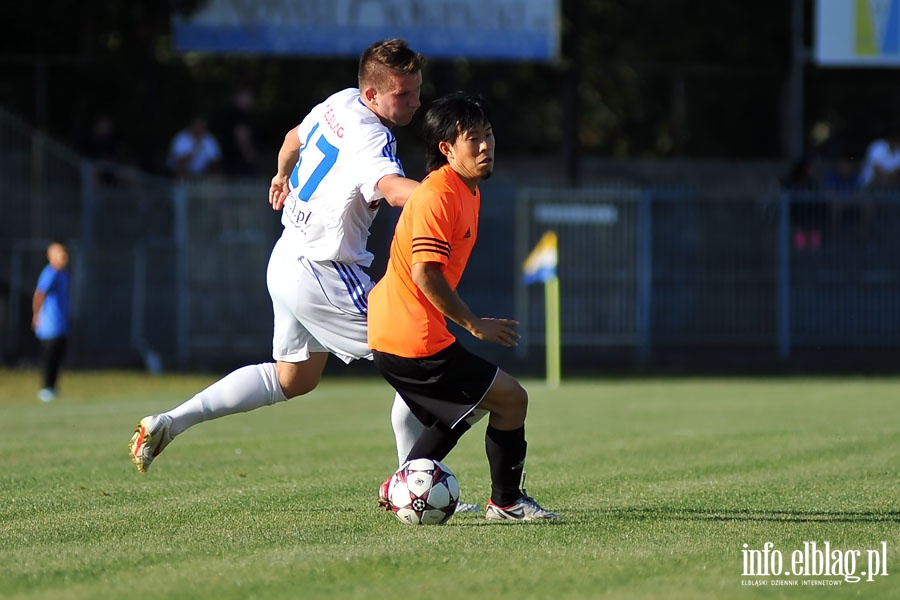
[266,236,373,364]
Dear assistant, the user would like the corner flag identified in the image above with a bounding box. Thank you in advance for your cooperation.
[523,231,558,285]
[522,231,560,389]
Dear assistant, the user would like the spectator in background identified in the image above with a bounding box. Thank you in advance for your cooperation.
[32,241,70,403]
[859,134,900,188]
[81,113,124,185]
[219,86,261,176]
[82,113,141,188]
[846,134,900,243]
[166,114,222,179]
[822,152,860,191]
[780,154,823,251]
[83,114,120,175]
[822,151,870,241]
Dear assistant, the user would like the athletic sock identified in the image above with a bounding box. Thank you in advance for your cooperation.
[485,425,527,507]
[391,392,425,466]
[405,419,471,463]
[164,362,286,437]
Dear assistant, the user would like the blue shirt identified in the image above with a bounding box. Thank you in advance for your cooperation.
[35,265,69,339]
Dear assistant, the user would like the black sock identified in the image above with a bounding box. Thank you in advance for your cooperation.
[405,420,471,463]
[485,425,527,506]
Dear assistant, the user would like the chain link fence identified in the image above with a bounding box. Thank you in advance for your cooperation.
[4,104,900,373]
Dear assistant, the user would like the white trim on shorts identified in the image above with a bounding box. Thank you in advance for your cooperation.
[450,367,499,428]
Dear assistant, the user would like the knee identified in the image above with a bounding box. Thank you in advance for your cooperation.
[511,384,528,420]
[496,382,528,422]
[276,369,319,399]
[482,371,530,427]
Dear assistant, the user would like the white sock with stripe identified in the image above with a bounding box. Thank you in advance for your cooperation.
[164,362,287,437]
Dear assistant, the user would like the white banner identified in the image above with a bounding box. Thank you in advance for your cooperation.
[174,0,559,60]
[815,0,900,66]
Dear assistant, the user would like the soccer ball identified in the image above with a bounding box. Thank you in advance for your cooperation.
[387,458,460,525]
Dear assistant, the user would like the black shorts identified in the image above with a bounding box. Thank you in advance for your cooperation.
[373,341,499,429]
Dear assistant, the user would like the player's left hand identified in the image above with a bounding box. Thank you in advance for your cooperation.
[269,175,289,210]
[471,318,520,348]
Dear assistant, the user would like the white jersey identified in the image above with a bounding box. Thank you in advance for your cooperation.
[859,139,900,187]
[280,88,405,266]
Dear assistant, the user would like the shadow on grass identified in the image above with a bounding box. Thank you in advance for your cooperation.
[448,518,565,527]
[365,507,900,526]
[598,507,900,523]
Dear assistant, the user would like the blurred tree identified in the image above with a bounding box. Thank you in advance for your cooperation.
[1,0,898,169]
[0,0,206,171]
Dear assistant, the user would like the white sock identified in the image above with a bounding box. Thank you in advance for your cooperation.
[164,363,287,437]
[390,394,489,466]
[391,392,424,466]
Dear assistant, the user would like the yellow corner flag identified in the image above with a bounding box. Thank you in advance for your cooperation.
[523,231,558,285]
[523,231,560,389]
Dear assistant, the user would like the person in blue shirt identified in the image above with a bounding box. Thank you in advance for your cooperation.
[32,241,70,402]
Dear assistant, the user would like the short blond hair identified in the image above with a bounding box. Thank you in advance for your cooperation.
[358,39,426,92]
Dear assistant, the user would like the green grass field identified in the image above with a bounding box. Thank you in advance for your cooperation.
[1,368,898,599]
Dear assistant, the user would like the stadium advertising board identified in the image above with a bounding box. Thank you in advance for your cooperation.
[815,0,900,66]
[173,0,559,60]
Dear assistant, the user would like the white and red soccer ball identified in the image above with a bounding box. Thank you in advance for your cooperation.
[387,458,460,525]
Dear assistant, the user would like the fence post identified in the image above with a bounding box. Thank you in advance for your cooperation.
[29,131,45,239]
[173,184,189,367]
[777,191,791,359]
[637,191,653,361]
[514,189,531,358]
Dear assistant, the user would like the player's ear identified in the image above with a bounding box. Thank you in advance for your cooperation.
[363,86,378,103]
[438,140,453,158]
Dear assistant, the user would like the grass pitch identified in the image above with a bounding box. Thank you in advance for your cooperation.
[0,369,898,599]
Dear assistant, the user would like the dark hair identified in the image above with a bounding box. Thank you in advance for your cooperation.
[423,92,492,173]
[358,39,426,92]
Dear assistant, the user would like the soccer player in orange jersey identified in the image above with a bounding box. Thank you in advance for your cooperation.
[368,92,557,521]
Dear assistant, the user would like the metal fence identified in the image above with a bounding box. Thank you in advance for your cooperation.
[0,105,278,368]
[5,103,900,372]
[0,102,180,367]
[515,187,900,364]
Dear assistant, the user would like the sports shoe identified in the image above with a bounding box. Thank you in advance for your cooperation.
[377,476,481,514]
[485,494,558,521]
[129,414,173,473]
[37,388,55,403]
[377,477,392,510]
[454,501,481,514]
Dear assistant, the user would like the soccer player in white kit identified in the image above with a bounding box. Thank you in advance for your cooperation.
[128,40,445,495]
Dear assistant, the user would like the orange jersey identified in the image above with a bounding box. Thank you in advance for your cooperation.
[368,164,480,357]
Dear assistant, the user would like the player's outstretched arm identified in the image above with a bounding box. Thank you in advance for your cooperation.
[411,261,519,348]
[377,174,419,208]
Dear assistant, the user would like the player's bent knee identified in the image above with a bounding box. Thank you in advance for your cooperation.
[511,384,528,421]
[275,358,326,399]
[483,371,528,423]
[281,378,319,398]
[278,372,319,400]
[277,368,321,398]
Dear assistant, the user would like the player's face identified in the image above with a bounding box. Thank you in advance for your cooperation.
[445,122,495,186]
[372,71,422,128]
[47,244,68,270]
